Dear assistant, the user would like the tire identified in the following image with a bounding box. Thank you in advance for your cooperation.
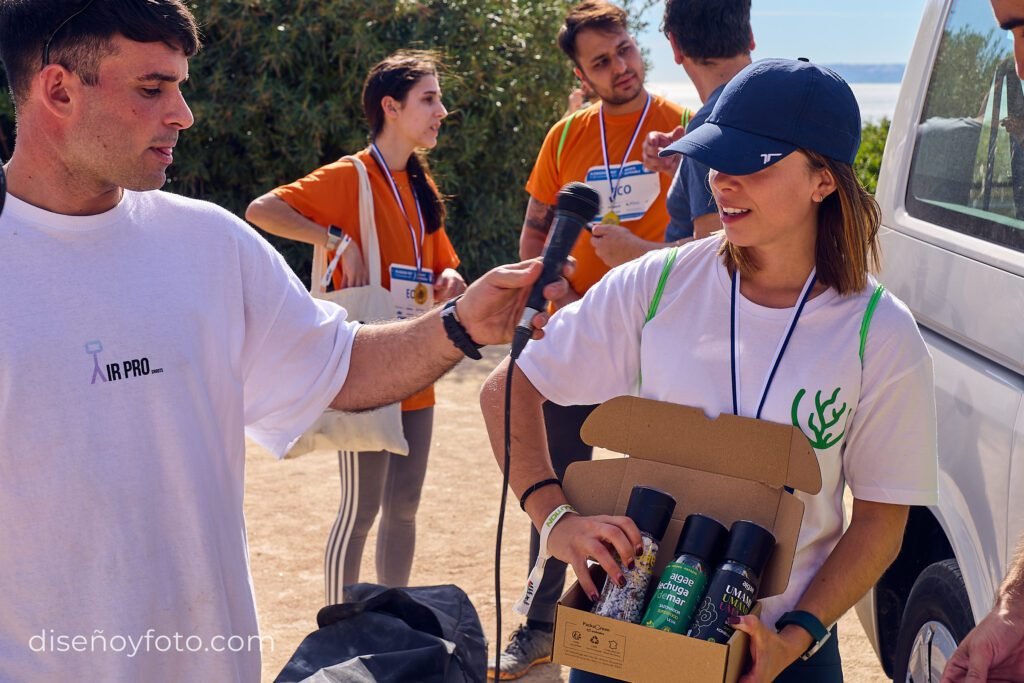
[892,559,975,683]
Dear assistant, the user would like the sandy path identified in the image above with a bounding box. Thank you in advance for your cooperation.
[245,346,890,682]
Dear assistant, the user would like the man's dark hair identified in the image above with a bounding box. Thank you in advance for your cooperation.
[0,0,200,105]
[557,0,629,66]
[663,0,751,62]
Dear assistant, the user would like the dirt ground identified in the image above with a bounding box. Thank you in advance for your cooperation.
[245,346,892,682]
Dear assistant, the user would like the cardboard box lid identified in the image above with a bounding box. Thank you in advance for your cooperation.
[580,396,821,494]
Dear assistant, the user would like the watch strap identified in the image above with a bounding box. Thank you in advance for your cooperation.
[775,610,830,660]
[442,296,483,360]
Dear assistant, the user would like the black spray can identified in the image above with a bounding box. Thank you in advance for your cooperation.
[687,520,775,643]
[641,514,728,633]
[592,485,675,623]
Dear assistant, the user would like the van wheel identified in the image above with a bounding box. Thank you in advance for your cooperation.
[893,559,974,682]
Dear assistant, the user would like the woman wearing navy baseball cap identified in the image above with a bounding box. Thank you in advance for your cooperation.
[482,58,937,682]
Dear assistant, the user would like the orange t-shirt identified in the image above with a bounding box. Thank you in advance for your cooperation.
[272,148,460,411]
[525,94,686,296]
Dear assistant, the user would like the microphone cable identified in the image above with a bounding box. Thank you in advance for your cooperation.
[493,352,517,675]
[492,181,598,675]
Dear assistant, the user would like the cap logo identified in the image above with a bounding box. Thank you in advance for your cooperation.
[761,153,783,165]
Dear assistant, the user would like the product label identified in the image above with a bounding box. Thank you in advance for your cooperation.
[641,561,707,632]
[687,573,757,643]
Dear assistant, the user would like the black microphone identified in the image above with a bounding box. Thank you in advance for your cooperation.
[510,182,600,359]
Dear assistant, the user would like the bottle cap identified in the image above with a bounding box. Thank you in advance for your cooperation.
[625,485,676,539]
[674,514,729,564]
[723,520,776,576]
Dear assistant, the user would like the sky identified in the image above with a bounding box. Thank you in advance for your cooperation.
[638,0,930,83]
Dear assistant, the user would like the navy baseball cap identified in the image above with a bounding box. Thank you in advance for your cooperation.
[661,58,861,175]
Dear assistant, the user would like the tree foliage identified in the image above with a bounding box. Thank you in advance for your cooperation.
[855,118,889,195]
[923,25,1004,120]
[0,0,654,282]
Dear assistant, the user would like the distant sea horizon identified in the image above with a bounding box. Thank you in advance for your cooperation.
[648,80,902,123]
[646,63,905,124]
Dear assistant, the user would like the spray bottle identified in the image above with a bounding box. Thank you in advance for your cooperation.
[687,520,775,643]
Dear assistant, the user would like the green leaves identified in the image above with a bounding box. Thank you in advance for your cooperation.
[855,118,889,195]
[179,0,584,283]
[0,0,661,283]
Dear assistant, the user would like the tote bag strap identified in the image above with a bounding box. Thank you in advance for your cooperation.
[311,154,383,297]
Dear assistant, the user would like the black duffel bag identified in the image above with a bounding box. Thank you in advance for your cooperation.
[274,583,486,683]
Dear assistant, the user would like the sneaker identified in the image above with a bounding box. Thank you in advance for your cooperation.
[486,624,553,680]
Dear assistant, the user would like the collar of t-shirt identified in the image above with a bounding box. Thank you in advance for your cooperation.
[3,191,133,233]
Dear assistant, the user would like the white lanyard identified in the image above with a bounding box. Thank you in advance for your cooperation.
[371,143,425,271]
[598,93,651,211]
[731,268,817,419]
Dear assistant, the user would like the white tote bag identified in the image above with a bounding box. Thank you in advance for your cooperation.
[286,155,409,457]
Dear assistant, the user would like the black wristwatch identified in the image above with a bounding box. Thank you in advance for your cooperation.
[775,610,831,660]
[441,296,483,360]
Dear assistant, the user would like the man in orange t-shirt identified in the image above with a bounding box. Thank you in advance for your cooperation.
[521,15,686,299]
[494,1,690,679]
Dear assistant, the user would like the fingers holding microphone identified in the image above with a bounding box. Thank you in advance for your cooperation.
[455,182,596,351]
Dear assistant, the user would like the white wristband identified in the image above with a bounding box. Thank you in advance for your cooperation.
[322,234,352,289]
[513,504,577,615]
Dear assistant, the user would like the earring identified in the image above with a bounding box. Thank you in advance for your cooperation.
[813,194,823,203]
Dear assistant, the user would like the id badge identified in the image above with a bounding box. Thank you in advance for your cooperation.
[585,162,660,222]
[390,264,434,319]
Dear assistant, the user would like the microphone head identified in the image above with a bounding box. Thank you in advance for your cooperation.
[556,181,600,223]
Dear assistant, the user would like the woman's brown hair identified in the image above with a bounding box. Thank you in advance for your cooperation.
[362,50,446,235]
[720,150,881,295]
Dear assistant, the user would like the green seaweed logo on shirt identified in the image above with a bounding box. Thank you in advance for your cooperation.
[791,387,847,450]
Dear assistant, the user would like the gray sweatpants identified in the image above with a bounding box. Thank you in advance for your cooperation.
[324,407,433,605]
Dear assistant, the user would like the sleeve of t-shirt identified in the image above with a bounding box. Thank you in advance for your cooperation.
[271,163,359,238]
[665,163,692,242]
[236,224,360,457]
[685,158,717,222]
[432,227,461,273]
[524,120,566,206]
[516,251,664,406]
[841,294,938,505]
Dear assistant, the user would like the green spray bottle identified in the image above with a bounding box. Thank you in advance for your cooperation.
[641,514,728,633]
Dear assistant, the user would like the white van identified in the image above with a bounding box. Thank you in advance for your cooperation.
[854,0,1024,680]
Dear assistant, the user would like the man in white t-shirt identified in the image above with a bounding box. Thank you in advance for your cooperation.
[0,2,559,680]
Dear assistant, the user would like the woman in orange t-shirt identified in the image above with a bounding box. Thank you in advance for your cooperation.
[246,51,465,603]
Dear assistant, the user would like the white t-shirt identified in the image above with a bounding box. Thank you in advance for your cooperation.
[0,191,358,681]
[517,236,937,628]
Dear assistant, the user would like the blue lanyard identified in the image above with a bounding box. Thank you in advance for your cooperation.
[370,143,425,271]
[598,93,651,210]
[730,268,817,419]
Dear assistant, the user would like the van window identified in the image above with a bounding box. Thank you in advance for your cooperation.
[906,0,1024,252]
